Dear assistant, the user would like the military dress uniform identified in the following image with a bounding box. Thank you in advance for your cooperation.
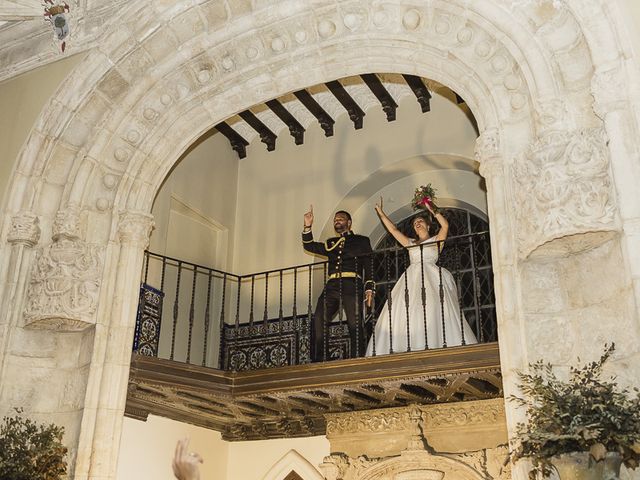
[302,229,374,361]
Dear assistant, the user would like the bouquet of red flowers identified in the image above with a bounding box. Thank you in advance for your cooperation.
[412,184,439,213]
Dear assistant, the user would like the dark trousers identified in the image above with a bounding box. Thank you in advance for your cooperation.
[312,278,365,362]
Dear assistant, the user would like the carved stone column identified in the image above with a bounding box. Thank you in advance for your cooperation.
[592,62,640,328]
[0,212,41,390]
[475,130,530,480]
[75,210,153,480]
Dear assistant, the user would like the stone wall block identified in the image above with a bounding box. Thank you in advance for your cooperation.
[199,0,229,30]
[226,0,253,18]
[47,144,82,184]
[75,93,113,133]
[116,47,156,85]
[96,68,132,104]
[166,7,207,46]
[140,27,181,66]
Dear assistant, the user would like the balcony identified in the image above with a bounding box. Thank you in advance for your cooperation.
[126,231,502,441]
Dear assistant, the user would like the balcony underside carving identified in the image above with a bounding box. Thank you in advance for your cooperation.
[126,343,501,441]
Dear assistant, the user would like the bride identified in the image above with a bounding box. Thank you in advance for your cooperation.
[365,198,477,356]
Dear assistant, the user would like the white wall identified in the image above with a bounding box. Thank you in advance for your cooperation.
[148,131,239,366]
[117,415,228,480]
[116,415,329,480]
[226,436,329,480]
[232,92,480,276]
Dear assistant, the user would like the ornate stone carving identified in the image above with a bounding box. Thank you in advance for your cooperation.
[319,448,494,480]
[326,408,411,436]
[514,127,617,258]
[118,211,154,249]
[421,401,505,428]
[52,206,81,240]
[474,128,500,163]
[591,64,627,118]
[535,97,569,134]
[24,207,103,331]
[8,212,40,247]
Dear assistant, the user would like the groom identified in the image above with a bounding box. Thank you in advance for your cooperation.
[301,205,375,362]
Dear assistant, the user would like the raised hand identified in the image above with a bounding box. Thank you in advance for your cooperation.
[374,196,384,215]
[172,438,203,480]
[303,204,314,228]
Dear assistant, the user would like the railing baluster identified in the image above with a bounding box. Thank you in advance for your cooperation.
[293,267,298,365]
[386,249,393,354]
[322,263,328,362]
[218,273,227,369]
[143,250,150,284]
[370,252,376,356]
[170,261,182,361]
[420,244,428,350]
[234,276,242,368]
[470,235,485,343]
[307,265,313,363]
[454,238,466,346]
[186,265,197,364]
[354,255,360,358]
[263,272,269,332]
[202,270,212,366]
[249,275,255,328]
[278,270,284,338]
[437,242,447,348]
[404,251,411,352]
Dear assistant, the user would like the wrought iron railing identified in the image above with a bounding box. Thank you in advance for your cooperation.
[134,231,496,370]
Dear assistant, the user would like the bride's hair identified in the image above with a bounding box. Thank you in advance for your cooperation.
[410,212,433,239]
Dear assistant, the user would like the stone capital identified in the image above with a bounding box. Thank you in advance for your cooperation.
[118,211,154,249]
[53,205,81,241]
[8,211,41,247]
[513,127,617,257]
[475,128,503,178]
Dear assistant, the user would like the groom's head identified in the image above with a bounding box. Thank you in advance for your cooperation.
[333,211,352,234]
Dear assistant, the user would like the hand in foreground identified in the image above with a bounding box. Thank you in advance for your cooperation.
[365,290,374,308]
[172,438,203,480]
[303,204,314,228]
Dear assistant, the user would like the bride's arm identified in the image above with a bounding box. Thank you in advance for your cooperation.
[375,198,412,247]
[427,205,449,243]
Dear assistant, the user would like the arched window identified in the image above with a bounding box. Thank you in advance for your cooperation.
[372,207,497,342]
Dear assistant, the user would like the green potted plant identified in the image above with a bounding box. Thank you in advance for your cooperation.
[509,344,640,480]
[0,408,68,480]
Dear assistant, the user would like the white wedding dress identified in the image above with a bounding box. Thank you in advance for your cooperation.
[366,237,477,356]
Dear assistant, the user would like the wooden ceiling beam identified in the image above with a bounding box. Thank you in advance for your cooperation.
[293,89,335,137]
[238,110,277,152]
[360,73,398,122]
[402,74,431,113]
[325,80,365,129]
[265,99,305,145]
[214,121,249,159]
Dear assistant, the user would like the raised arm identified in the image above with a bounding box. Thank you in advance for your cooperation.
[301,204,326,256]
[425,203,449,243]
[374,198,412,247]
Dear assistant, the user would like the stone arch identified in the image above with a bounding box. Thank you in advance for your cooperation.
[357,452,485,480]
[262,449,324,480]
[2,1,639,480]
